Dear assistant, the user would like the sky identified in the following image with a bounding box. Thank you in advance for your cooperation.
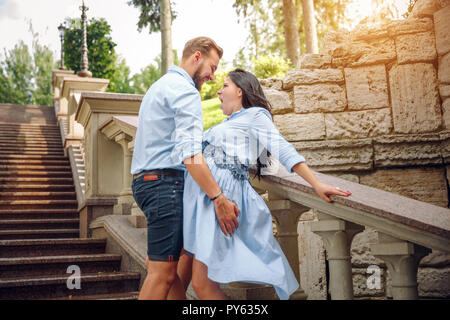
[0,0,410,76]
[0,0,249,75]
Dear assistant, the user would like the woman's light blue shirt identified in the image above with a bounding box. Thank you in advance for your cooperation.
[203,107,306,174]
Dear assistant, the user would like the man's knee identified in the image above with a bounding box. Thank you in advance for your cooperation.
[148,260,178,286]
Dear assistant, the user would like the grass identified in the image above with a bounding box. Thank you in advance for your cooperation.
[202,97,227,130]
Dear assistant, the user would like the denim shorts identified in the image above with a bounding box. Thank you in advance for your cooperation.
[131,171,184,262]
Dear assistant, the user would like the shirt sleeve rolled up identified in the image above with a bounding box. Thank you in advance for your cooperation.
[249,108,306,173]
[170,86,204,164]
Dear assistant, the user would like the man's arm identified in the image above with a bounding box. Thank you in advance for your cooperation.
[170,86,239,236]
[184,153,239,236]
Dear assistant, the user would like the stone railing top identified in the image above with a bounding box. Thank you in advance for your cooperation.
[99,115,138,140]
[76,92,143,127]
[61,77,109,99]
[250,166,450,244]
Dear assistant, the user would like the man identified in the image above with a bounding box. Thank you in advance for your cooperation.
[131,37,240,300]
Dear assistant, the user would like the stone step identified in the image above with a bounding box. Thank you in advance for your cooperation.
[0,131,61,137]
[0,171,72,178]
[0,150,65,156]
[0,238,106,258]
[0,136,62,142]
[49,291,140,300]
[0,191,76,201]
[0,199,77,210]
[0,218,79,230]
[0,140,63,146]
[0,185,74,194]
[0,134,62,141]
[0,122,59,129]
[0,144,64,152]
[0,228,79,240]
[0,159,70,166]
[0,165,72,171]
[0,272,140,299]
[0,154,68,160]
[0,254,122,278]
[0,208,78,220]
[0,177,73,185]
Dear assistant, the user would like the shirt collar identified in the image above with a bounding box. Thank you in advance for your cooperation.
[168,65,196,88]
[225,108,246,121]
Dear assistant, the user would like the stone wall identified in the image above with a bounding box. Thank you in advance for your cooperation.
[261,0,450,299]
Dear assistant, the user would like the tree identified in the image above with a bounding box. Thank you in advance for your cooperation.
[282,0,301,66]
[64,18,117,81]
[0,41,34,105]
[301,0,319,53]
[127,0,177,75]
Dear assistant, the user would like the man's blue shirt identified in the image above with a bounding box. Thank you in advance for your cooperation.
[131,65,203,174]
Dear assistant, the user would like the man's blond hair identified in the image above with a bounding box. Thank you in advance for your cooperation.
[182,36,223,61]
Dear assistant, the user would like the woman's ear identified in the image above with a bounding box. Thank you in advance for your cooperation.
[237,88,242,97]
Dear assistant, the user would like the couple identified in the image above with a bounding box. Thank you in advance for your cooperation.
[130,36,351,300]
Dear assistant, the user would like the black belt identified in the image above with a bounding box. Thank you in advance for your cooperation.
[133,168,184,180]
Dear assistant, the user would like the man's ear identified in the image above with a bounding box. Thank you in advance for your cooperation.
[193,51,202,62]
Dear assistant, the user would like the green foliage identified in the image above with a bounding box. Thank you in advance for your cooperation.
[202,97,227,130]
[109,57,134,94]
[252,54,289,79]
[0,25,57,106]
[64,18,117,81]
[127,0,177,34]
[200,69,230,101]
[131,49,180,94]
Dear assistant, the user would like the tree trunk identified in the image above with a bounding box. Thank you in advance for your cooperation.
[160,0,173,74]
[282,0,300,67]
[301,0,319,54]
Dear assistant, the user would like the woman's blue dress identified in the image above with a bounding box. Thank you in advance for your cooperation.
[183,106,306,300]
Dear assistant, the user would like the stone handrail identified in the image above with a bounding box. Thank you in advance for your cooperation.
[249,165,450,300]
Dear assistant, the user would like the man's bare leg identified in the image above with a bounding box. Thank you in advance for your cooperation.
[138,259,185,300]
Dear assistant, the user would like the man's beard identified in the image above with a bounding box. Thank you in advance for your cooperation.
[192,70,202,92]
[192,62,204,91]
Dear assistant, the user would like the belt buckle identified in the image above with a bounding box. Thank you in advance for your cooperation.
[143,174,159,181]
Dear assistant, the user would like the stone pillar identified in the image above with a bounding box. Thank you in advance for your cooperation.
[311,212,364,300]
[114,133,134,216]
[370,232,431,300]
[267,191,309,300]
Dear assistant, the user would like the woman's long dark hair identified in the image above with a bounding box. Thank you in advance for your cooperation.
[227,68,273,179]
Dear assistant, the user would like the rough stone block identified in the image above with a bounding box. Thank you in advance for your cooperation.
[293,138,373,171]
[418,267,450,298]
[388,18,434,36]
[434,5,450,55]
[420,250,450,267]
[344,65,389,110]
[273,113,326,141]
[325,108,393,139]
[411,0,442,17]
[389,63,441,133]
[359,167,449,208]
[443,99,450,129]
[351,227,386,268]
[259,77,283,90]
[299,54,332,69]
[294,84,347,113]
[439,52,450,84]
[440,85,450,99]
[332,38,396,68]
[396,31,437,64]
[373,133,443,167]
[283,69,344,90]
[441,131,450,163]
[263,89,292,115]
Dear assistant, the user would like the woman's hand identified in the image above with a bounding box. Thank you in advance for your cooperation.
[313,182,352,203]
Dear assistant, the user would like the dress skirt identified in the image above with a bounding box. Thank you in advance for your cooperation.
[183,154,299,300]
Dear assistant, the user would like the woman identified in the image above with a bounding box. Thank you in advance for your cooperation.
[183,69,352,300]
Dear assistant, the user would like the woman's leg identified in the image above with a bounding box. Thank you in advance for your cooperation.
[191,258,228,300]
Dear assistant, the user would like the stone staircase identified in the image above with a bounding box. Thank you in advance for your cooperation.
[0,105,140,300]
